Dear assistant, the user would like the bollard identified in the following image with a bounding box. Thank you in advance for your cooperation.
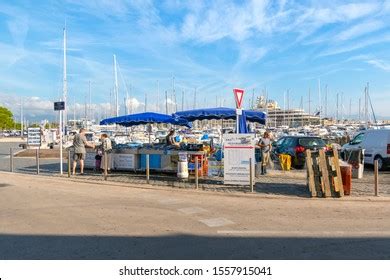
[374,159,379,196]
[195,157,199,190]
[104,151,108,181]
[67,150,71,178]
[10,147,14,172]
[250,158,254,193]
[146,154,150,184]
[36,148,40,175]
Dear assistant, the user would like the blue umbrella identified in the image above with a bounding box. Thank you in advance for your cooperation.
[100,112,192,128]
[174,107,266,124]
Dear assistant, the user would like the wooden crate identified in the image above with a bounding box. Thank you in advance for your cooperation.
[306,149,344,198]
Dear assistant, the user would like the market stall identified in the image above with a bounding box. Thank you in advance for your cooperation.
[97,112,207,174]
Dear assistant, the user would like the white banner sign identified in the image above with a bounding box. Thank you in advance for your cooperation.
[113,154,136,170]
[27,127,41,146]
[223,134,255,185]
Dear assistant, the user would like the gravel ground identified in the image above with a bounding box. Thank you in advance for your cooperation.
[1,141,389,198]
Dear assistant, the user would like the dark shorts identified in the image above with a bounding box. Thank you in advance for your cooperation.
[73,153,86,161]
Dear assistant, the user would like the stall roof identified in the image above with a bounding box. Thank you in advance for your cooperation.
[174,107,266,124]
[100,112,192,127]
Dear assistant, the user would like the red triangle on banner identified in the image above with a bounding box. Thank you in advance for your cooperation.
[233,88,245,108]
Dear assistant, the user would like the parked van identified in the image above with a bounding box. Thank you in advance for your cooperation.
[342,129,390,170]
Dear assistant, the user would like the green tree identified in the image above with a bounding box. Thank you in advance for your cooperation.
[0,106,15,130]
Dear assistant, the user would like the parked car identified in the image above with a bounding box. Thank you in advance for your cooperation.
[342,129,390,170]
[273,136,327,169]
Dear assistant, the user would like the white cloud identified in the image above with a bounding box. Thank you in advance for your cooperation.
[366,59,390,72]
[319,33,390,57]
[336,20,385,42]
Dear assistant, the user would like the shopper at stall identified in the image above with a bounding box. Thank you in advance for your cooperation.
[166,129,180,148]
[258,131,272,175]
[72,128,95,175]
[99,133,113,173]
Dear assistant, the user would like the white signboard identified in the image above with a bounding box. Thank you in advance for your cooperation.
[27,127,41,146]
[223,134,255,185]
[113,154,136,170]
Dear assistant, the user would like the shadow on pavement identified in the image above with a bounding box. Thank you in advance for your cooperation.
[0,234,389,259]
[254,182,310,197]
[0,183,11,188]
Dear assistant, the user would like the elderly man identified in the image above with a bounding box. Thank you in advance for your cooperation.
[72,128,95,175]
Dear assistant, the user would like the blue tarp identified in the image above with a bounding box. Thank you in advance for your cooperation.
[174,107,266,124]
[100,112,192,128]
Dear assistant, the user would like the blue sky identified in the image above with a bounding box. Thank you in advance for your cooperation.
[0,0,389,120]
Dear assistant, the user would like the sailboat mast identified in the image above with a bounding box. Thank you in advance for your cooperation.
[325,84,328,118]
[181,90,184,111]
[63,27,67,133]
[336,92,339,123]
[88,81,91,123]
[165,90,168,115]
[157,80,160,113]
[308,88,311,125]
[113,55,119,117]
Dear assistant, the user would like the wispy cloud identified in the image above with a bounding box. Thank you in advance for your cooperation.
[335,20,385,41]
[366,59,390,71]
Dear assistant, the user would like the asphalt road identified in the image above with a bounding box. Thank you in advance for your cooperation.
[0,172,389,259]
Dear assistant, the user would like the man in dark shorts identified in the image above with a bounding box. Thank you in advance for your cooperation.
[72,128,95,175]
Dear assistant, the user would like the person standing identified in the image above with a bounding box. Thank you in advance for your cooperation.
[99,133,113,173]
[258,131,272,175]
[72,128,95,175]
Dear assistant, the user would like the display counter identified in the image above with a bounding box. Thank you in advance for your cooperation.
[69,147,206,174]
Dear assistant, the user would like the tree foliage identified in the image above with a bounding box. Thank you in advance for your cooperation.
[0,106,15,129]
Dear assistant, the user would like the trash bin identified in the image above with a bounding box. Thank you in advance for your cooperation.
[340,165,352,195]
[177,152,189,179]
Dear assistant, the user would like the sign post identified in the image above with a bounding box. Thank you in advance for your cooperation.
[233,88,244,133]
[54,101,65,175]
[223,134,255,185]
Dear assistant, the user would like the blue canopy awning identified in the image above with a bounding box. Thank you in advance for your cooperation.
[174,107,266,124]
[100,112,192,128]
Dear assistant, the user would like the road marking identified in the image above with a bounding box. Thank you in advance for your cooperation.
[199,217,234,228]
[217,230,390,237]
[158,198,183,205]
[177,207,207,215]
